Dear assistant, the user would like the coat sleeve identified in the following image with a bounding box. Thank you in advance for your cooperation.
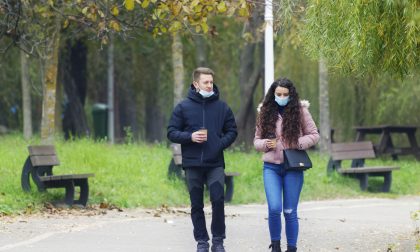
[297,107,320,150]
[220,106,238,149]
[254,125,269,152]
[167,103,193,144]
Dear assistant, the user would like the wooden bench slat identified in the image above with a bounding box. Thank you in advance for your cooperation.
[57,173,95,180]
[331,141,373,151]
[173,155,182,166]
[170,144,182,165]
[30,155,60,166]
[225,172,241,177]
[28,145,57,156]
[40,173,95,181]
[332,150,376,160]
[338,166,400,174]
[331,141,377,160]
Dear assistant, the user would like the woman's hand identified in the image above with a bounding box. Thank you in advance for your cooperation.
[266,139,277,150]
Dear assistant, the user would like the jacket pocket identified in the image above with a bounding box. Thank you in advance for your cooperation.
[203,133,223,163]
[182,143,202,160]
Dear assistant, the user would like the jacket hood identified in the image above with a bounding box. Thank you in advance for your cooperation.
[188,83,220,103]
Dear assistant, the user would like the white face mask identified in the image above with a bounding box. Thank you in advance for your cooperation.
[199,89,214,98]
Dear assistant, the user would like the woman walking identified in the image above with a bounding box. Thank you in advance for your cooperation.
[254,78,319,252]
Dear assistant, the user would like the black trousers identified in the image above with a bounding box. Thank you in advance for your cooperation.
[185,166,226,242]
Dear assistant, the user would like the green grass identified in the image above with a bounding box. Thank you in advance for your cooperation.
[1,134,419,215]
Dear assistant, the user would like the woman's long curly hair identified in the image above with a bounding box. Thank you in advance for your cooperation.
[257,78,301,147]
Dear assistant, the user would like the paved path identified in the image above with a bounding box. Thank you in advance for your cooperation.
[1,197,419,252]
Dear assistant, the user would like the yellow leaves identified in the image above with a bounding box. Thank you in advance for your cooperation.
[111,6,119,16]
[171,2,182,16]
[238,2,249,17]
[200,22,208,33]
[125,0,135,11]
[98,21,106,31]
[81,3,102,22]
[109,20,121,32]
[169,20,182,32]
[182,5,191,15]
[141,0,150,9]
[191,0,200,8]
[63,19,69,29]
[98,10,105,18]
[25,0,251,45]
[217,1,227,13]
[82,6,89,15]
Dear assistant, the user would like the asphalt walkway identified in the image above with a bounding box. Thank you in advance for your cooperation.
[1,197,419,252]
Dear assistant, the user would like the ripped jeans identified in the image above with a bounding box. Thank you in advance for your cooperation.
[263,162,304,247]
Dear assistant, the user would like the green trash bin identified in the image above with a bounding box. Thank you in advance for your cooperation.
[92,103,108,140]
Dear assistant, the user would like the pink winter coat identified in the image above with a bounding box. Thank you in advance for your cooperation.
[254,101,320,164]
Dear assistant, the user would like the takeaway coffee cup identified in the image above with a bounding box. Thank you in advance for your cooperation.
[198,128,208,141]
[270,138,277,149]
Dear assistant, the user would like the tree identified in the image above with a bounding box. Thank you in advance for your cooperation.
[1,0,251,142]
[302,0,420,77]
[20,50,32,139]
[236,4,264,147]
[172,33,184,106]
[318,57,330,152]
[60,38,89,140]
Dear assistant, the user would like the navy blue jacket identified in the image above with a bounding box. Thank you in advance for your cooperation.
[167,84,237,168]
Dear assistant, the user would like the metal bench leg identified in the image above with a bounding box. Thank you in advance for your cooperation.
[224,176,234,202]
[382,172,392,192]
[21,157,32,192]
[64,181,75,206]
[327,159,341,174]
[74,179,89,206]
[358,174,368,191]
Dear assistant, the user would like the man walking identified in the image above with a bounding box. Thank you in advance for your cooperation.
[167,67,237,252]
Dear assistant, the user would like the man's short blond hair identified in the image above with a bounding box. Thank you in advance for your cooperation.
[193,67,214,82]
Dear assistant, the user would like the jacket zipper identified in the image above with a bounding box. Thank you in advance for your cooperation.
[201,100,205,164]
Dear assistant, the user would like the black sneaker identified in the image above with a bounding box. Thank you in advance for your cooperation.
[211,242,225,252]
[197,240,209,252]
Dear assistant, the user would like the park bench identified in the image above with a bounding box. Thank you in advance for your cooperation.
[21,145,94,206]
[327,141,399,192]
[169,143,240,202]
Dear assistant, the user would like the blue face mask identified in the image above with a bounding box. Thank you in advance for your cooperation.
[199,89,214,98]
[275,95,289,106]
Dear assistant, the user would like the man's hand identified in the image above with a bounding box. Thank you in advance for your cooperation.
[192,131,207,143]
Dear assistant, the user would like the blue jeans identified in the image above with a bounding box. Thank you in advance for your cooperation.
[263,162,304,247]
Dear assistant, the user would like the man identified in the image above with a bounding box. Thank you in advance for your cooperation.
[167,67,237,252]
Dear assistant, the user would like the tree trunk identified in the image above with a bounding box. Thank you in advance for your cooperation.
[145,64,164,142]
[107,36,115,144]
[194,35,207,67]
[20,50,32,140]
[172,33,184,106]
[61,39,89,139]
[318,57,331,153]
[40,30,60,143]
[235,6,264,148]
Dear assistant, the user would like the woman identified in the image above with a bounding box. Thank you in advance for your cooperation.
[254,78,319,252]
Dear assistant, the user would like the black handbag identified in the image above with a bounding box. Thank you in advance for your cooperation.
[283,149,312,171]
